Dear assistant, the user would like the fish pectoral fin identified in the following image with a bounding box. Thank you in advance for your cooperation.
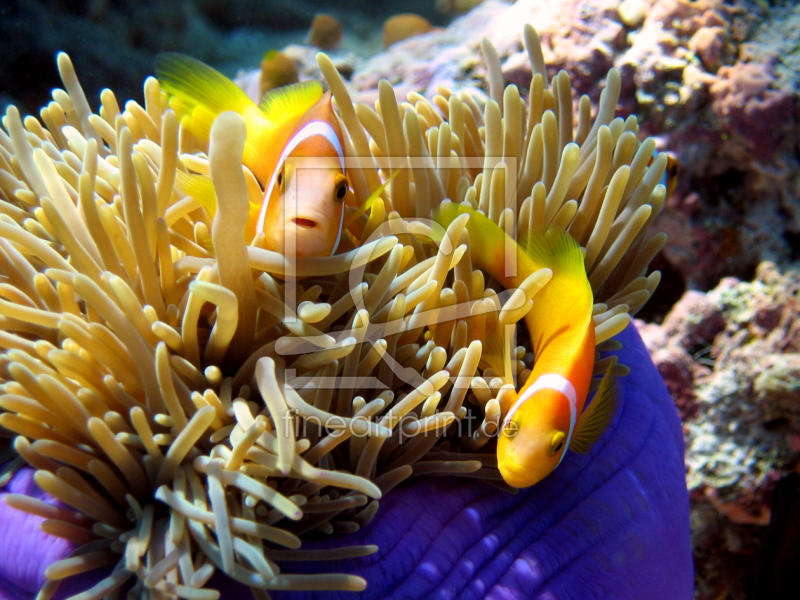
[248,201,262,222]
[481,323,513,385]
[259,81,324,125]
[344,169,400,226]
[175,171,217,218]
[245,200,262,243]
[569,365,621,454]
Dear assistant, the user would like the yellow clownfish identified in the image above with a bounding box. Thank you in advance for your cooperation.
[156,53,349,257]
[434,203,621,489]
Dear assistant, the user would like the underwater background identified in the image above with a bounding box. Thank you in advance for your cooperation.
[1,0,799,599]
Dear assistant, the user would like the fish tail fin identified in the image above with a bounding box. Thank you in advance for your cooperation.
[156,53,265,142]
[569,364,621,454]
[434,202,587,289]
[177,170,262,239]
[175,170,217,218]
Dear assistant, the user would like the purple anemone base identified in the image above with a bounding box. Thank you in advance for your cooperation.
[0,324,693,599]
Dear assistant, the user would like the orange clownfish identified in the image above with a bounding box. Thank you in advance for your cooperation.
[434,203,621,488]
[156,53,349,257]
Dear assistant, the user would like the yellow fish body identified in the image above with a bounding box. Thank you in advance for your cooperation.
[156,53,349,257]
[435,202,621,488]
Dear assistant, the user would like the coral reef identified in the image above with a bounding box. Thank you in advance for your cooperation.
[347,0,628,109]
[382,14,433,49]
[12,0,800,597]
[6,0,796,294]
[309,15,343,51]
[259,51,300,97]
[0,16,688,599]
[336,0,799,292]
[639,261,800,599]
[617,0,799,290]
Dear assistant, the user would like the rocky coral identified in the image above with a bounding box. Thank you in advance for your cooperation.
[709,60,794,157]
[348,0,627,104]
[639,261,800,599]
[328,0,799,292]
[617,0,799,290]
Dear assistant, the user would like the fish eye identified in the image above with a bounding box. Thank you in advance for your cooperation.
[549,431,565,455]
[277,166,284,191]
[334,180,348,203]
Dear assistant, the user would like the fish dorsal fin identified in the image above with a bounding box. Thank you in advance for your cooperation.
[175,170,217,217]
[156,53,264,141]
[519,225,586,283]
[259,81,324,126]
[156,53,274,183]
[569,364,621,454]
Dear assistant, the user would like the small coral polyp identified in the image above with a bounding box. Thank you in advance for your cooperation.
[0,24,667,598]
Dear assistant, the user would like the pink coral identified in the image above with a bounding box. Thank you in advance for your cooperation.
[710,61,794,156]
[638,290,724,420]
[688,26,726,71]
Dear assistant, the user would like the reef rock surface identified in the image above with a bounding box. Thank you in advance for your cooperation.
[639,261,800,599]
[340,0,799,293]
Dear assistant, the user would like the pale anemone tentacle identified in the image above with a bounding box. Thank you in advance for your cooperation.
[0,24,667,598]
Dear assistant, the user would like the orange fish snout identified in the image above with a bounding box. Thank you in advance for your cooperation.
[261,159,348,258]
[497,386,573,488]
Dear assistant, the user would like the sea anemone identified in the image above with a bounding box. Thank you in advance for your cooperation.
[0,24,668,598]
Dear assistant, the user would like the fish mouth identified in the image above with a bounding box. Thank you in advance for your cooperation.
[498,459,529,489]
[291,217,318,229]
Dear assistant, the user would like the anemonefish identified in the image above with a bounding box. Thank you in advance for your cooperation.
[156,53,349,257]
[434,202,621,488]
[654,149,679,199]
